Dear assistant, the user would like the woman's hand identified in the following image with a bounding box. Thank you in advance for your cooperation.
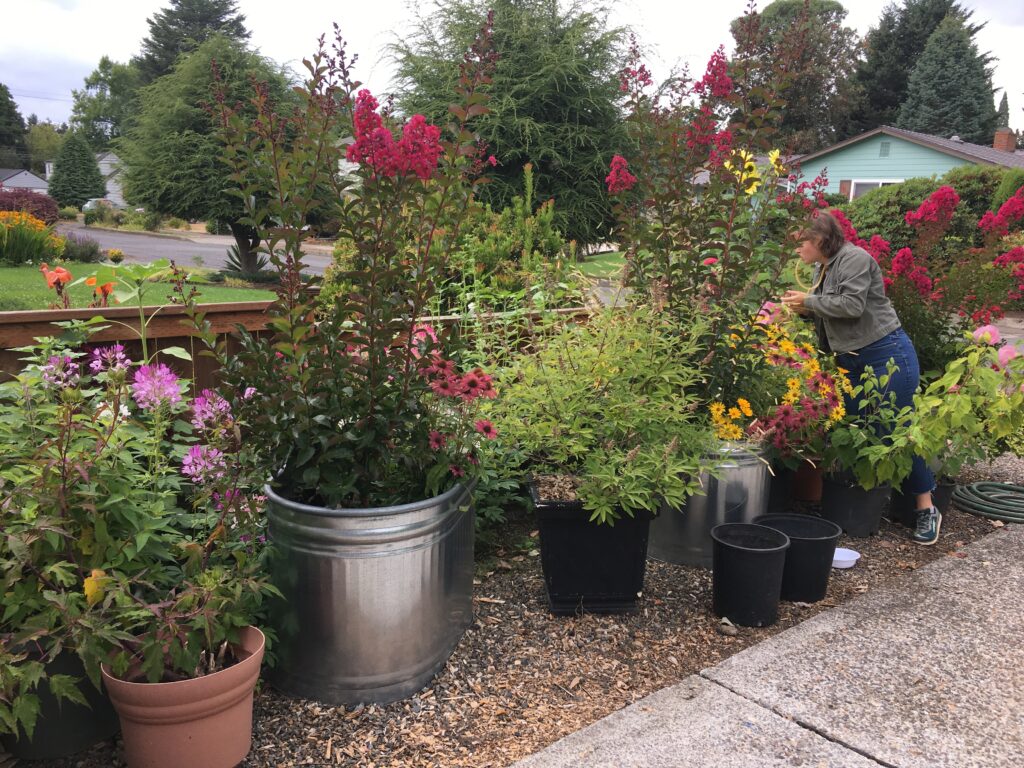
[782,290,810,315]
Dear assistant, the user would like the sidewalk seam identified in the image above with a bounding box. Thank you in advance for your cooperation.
[698,672,897,768]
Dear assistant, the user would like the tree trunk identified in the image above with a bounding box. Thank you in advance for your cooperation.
[228,221,262,274]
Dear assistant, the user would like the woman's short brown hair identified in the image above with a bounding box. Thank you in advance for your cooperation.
[801,211,846,258]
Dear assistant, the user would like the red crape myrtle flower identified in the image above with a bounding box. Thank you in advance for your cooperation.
[606,154,637,195]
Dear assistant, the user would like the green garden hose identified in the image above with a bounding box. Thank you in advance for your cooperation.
[952,482,1024,523]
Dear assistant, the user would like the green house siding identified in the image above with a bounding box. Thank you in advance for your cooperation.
[802,135,973,197]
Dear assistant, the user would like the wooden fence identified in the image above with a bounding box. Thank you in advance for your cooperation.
[0,302,592,391]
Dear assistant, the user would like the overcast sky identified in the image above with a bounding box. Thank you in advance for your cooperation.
[3,0,1022,133]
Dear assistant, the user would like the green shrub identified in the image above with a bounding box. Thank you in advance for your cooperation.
[58,206,79,220]
[842,177,939,252]
[165,216,186,229]
[83,209,99,226]
[992,168,1024,210]
[61,232,103,263]
[205,220,230,235]
[939,165,1007,244]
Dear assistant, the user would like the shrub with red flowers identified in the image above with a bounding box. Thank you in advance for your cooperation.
[832,183,1024,372]
[607,16,828,407]
[208,20,500,507]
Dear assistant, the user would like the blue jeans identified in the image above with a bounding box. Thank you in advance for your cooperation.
[835,329,935,498]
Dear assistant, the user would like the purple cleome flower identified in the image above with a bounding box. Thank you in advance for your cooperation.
[132,364,182,410]
[41,356,80,389]
[182,444,226,484]
[190,389,232,432]
[89,344,131,374]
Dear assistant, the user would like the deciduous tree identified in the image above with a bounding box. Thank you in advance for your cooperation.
[71,57,143,149]
[25,121,67,175]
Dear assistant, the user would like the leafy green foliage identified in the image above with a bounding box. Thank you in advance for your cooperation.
[480,308,714,524]
[70,57,142,150]
[896,15,997,145]
[730,0,864,152]
[45,133,106,209]
[134,0,250,83]
[25,121,66,176]
[823,362,917,489]
[0,83,29,169]
[391,0,627,247]
[993,169,1024,210]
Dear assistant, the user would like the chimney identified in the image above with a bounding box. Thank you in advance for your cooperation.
[994,128,1017,153]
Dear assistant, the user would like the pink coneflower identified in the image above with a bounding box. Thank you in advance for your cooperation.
[431,377,459,397]
[474,419,498,439]
[429,430,447,451]
[450,465,465,478]
[459,371,484,400]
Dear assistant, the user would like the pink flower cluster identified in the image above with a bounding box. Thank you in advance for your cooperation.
[606,154,637,195]
[89,344,130,374]
[829,209,936,299]
[421,356,496,402]
[758,373,844,453]
[685,106,733,167]
[132,364,182,410]
[191,388,232,433]
[979,186,1024,237]
[777,176,829,211]
[345,90,443,181]
[619,63,653,92]
[693,46,732,98]
[904,185,959,229]
[994,246,1024,299]
[182,444,226,484]
[41,355,80,390]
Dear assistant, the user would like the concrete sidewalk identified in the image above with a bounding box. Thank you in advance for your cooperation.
[514,526,1024,768]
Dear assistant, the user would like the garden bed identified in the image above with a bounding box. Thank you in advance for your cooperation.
[35,477,1006,768]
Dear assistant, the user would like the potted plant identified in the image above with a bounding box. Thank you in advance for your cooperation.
[819,362,917,536]
[196,21,500,704]
[898,331,1024,523]
[480,306,713,613]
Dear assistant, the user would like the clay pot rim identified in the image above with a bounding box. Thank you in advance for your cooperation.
[100,626,265,689]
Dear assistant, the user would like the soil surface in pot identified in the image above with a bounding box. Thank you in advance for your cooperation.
[27,465,1007,768]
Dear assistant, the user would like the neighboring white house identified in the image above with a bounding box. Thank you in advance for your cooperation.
[96,151,126,207]
[43,151,126,206]
[0,168,49,194]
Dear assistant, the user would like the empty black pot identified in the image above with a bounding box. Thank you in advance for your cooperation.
[752,513,842,603]
[711,523,789,627]
[820,474,891,537]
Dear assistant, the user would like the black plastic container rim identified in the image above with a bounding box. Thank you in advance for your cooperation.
[710,522,790,553]
[751,513,842,542]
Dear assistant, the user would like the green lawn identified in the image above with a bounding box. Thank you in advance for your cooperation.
[577,250,625,279]
[0,264,276,311]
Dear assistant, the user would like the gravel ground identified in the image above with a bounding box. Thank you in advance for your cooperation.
[25,471,1011,768]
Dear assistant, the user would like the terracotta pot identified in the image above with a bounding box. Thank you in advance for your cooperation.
[792,461,823,503]
[101,626,264,768]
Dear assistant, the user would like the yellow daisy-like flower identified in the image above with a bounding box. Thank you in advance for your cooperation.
[818,383,833,397]
[803,358,821,377]
[829,405,846,423]
[737,398,753,417]
[779,340,797,355]
[768,148,785,173]
[801,343,816,356]
[710,402,726,418]
[728,407,742,420]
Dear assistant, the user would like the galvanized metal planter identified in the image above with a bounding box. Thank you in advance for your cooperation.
[264,482,475,705]
[648,444,770,569]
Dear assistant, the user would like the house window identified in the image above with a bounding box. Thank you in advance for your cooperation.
[849,179,903,201]
[879,141,891,158]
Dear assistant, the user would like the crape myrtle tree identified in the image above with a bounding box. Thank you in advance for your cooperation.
[729,0,863,153]
[71,57,144,150]
[47,133,106,208]
[119,36,292,270]
[896,15,996,144]
[134,0,250,83]
[391,0,627,249]
[0,83,29,169]
[849,0,983,135]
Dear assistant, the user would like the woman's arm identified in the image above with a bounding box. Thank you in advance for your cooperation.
[802,253,872,319]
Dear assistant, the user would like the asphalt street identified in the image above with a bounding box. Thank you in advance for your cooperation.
[56,224,332,275]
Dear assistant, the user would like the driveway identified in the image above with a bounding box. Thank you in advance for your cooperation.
[57,224,333,275]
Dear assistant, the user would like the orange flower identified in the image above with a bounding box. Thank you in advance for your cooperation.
[86,276,97,287]
[99,282,115,296]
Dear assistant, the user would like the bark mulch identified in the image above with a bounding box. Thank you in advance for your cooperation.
[37,495,1001,768]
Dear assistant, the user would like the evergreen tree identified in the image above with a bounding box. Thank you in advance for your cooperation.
[71,57,143,149]
[996,92,1009,129]
[730,0,863,152]
[119,36,291,268]
[849,0,983,135]
[391,0,627,248]
[896,15,996,144]
[47,133,107,208]
[0,83,29,169]
[134,0,249,83]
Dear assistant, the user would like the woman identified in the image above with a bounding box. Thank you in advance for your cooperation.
[781,211,940,545]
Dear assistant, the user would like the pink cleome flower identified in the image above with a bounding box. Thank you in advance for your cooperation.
[132,364,182,410]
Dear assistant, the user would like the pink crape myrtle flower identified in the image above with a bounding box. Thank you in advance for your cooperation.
[972,325,1001,345]
[606,155,637,195]
[702,257,718,266]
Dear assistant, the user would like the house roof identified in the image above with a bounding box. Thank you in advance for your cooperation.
[0,168,47,184]
[795,126,1024,170]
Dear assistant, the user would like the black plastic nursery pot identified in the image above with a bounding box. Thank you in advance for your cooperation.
[531,486,651,616]
[0,651,120,760]
[711,523,790,628]
[766,465,795,515]
[820,474,891,537]
[752,513,842,603]
[889,480,956,528]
